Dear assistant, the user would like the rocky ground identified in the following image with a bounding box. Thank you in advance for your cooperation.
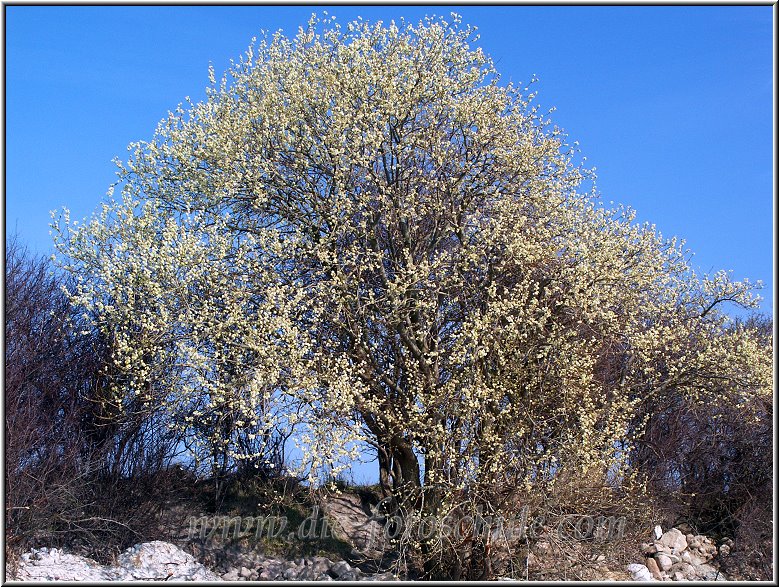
[4,489,768,582]
[5,526,751,582]
[7,542,219,581]
[626,527,732,581]
[6,541,397,582]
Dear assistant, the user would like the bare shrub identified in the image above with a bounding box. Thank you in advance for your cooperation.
[629,313,773,579]
[4,236,186,562]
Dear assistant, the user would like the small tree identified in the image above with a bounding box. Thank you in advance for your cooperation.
[53,14,772,577]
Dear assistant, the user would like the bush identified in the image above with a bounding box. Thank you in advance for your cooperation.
[4,236,186,562]
[630,313,773,577]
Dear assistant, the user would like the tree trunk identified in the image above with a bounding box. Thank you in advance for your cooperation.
[390,437,421,494]
[377,446,393,496]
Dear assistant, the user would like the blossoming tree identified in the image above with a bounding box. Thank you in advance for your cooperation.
[53,14,771,572]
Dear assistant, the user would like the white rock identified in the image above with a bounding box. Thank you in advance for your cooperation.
[654,525,663,540]
[17,547,118,581]
[117,541,219,580]
[627,563,654,581]
[14,541,219,582]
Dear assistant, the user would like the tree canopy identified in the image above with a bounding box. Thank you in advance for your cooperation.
[53,14,771,510]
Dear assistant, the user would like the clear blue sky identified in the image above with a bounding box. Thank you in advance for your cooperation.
[5,5,773,317]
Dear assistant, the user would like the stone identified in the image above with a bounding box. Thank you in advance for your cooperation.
[669,562,695,578]
[222,569,240,581]
[239,566,253,578]
[654,525,663,540]
[339,570,360,581]
[719,544,731,557]
[645,557,663,580]
[659,528,688,554]
[258,560,283,580]
[691,552,711,565]
[692,545,716,563]
[655,553,673,571]
[626,564,654,581]
[330,560,352,577]
[681,549,710,566]
[641,542,658,555]
[49,549,62,565]
[297,566,319,581]
[283,566,299,580]
[695,563,724,581]
[14,541,220,581]
[11,549,112,581]
[310,557,333,575]
[697,537,716,553]
[117,541,220,580]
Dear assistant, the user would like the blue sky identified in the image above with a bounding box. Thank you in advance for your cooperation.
[5,4,773,318]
